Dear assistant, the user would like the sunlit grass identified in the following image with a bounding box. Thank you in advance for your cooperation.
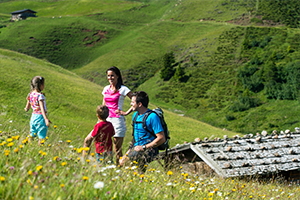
[0,123,299,199]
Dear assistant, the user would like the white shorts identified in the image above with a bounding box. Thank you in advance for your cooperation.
[107,116,127,138]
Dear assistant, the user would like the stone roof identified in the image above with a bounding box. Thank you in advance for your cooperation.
[167,129,300,178]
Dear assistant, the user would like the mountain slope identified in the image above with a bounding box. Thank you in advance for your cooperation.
[0,48,237,147]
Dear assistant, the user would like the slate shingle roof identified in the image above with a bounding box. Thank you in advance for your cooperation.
[167,131,300,178]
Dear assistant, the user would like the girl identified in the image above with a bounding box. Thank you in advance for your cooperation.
[24,76,51,145]
[102,66,133,164]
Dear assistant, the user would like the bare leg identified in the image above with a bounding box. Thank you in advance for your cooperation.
[113,137,124,165]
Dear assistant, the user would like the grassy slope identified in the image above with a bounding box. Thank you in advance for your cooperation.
[0,48,101,139]
[0,0,141,17]
[2,0,300,136]
[0,49,237,148]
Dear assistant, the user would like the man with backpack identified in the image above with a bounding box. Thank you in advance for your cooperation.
[119,91,166,171]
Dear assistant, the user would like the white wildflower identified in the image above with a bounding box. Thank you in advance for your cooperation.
[94,181,104,189]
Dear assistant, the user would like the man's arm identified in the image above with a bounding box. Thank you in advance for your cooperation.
[134,131,166,152]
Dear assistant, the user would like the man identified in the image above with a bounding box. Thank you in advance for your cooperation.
[120,91,165,170]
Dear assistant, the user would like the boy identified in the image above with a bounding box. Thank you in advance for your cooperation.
[82,105,115,163]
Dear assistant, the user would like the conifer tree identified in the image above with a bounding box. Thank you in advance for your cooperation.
[174,63,185,82]
[160,52,175,81]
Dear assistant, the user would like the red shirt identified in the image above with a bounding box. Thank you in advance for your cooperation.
[91,121,115,153]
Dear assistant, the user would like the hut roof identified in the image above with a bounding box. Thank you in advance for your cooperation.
[11,9,37,15]
[167,130,300,178]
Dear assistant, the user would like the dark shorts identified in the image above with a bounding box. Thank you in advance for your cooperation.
[128,147,158,169]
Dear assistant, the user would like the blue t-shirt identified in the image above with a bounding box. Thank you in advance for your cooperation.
[132,110,164,146]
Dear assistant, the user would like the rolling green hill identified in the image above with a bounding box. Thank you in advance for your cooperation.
[1,0,300,136]
[0,48,237,148]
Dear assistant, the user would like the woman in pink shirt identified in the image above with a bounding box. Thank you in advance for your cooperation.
[102,66,133,164]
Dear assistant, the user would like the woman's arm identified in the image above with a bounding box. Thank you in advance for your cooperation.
[39,100,51,127]
[115,91,133,116]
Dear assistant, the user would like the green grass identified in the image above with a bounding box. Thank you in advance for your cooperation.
[0,0,141,17]
[1,128,300,199]
[0,48,102,140]
[0,48,238,146]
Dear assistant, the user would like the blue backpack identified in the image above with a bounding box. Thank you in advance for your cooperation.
[132,107,170,150]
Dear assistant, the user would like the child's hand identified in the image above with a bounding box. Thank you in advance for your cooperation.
[24,108,29,112]
[45,119,52,127]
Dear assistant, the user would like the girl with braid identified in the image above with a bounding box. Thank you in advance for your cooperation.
[24,76,51,145]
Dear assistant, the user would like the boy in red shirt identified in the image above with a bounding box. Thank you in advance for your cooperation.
[82,105,115,163]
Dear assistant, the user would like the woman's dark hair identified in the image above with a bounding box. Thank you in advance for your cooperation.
[132,91,149,108]
[31,76,45,93]
[106,66,123,91]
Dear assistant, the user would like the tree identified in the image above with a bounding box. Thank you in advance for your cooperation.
[174,63,185,82]
[160,52,175,81]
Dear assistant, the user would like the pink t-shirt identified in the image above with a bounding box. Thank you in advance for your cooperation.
[27,92,47,115]
[91,121,115,153]
[102,85,130,118]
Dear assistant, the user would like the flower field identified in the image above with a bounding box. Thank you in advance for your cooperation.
[1,124,300,200]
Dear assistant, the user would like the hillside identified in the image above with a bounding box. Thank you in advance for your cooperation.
[0,48,237,148]
[1,0,300,135]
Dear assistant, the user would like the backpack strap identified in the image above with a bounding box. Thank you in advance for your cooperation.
[131,110,154,143]
[141,110,157,138]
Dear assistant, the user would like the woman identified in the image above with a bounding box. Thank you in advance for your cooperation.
[102,66,133,164]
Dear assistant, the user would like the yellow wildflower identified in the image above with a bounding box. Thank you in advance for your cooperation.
[61,162,67,166]
[36,165,43,171]
[0,176,5,181]
[28,170,33,175]
[83,176,89,181]
[86,159,90,163]
[61,184,65,188]
[7,138,13,142]
[54,125,57,129]
[14,148,19,153]
[67,140,71,143]
[19,145,23,148]
[83,147,89,151]
[7,142,14,147]
[167,171,173,175]
[53,156,58,161]
[34,185,38,189]
[91,153,95,156]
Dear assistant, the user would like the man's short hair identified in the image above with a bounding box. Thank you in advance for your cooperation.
[132,91,149,108]
[97,105,109,120]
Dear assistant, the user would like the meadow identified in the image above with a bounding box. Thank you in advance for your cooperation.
[0,48,299,200]
[1,0,300,135]
[1,0,300,199]
[1,124,300,199]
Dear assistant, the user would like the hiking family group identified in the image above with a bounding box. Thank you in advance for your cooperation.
[24,66,169,170]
